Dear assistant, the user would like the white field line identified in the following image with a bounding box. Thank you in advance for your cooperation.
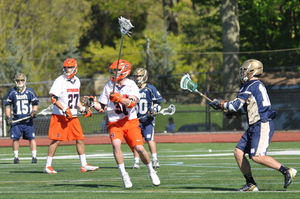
[0,150,300,161]
[0,190,299,194]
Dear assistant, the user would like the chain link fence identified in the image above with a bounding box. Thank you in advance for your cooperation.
[1,87,299,138]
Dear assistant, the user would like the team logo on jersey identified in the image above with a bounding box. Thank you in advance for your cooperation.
[67,88,79,92]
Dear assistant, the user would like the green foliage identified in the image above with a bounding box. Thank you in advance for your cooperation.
[239,0,300,66]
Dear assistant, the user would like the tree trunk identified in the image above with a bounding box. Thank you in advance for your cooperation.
[221,0,241,130]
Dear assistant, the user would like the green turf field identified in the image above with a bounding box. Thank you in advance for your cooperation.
[0,142,299,199]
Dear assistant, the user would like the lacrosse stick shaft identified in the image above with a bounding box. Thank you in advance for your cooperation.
[112,34,125,93]
[12,116,31,123]
[196,90,212,102]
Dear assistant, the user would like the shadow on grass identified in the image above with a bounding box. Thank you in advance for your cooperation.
[179,186,235,191]
[10,169,66,173]
[53,184,119,188]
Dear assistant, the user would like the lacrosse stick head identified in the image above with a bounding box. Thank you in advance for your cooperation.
[118,16,134,36]
[180,73,198,92]
[160,104,176,115]
[39,104,53,116]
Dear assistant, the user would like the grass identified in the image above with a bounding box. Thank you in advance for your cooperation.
[0,142,299,199]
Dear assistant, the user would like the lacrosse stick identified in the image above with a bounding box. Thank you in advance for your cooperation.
[139,104,176,119]
[180,73,212,102]
[12,104,53,124]
[112,16,134,93]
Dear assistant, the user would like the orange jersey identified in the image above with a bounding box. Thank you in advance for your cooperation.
[48,114,84,141]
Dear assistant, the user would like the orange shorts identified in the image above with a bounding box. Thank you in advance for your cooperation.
[48,114,84,141]
[108,117,143,151]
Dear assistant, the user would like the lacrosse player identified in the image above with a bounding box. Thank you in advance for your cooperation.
[82,60,160,188]
[4,73,39,164]
[131,68,163,169]
[209,59,297,191]
[44,58,99,174]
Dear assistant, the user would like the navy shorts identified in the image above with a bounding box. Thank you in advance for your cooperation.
[139,121,155,142]
[236,120,274,158]
[10,121,35,141]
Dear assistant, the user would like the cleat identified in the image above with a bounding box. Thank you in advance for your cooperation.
[236,183,259,192]
[31,157,37,163]
[152,159,160,169]
[283,168,297,188]
[149,170,160,186]
[44,166,57,174]
[131,163,140,169]
[80,164,99,172]
[122,172,133,188]
[14,158,19,164]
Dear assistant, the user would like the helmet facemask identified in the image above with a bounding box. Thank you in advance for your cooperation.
[240,59,263,83]
[14,73,27,92]
[63,58,78,80]
[133,68,148,88]
[109,60,131,82]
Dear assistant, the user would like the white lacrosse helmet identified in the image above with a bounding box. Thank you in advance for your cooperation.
[14,73,27,92]
[240,59,263,83]
[133,68,148,88]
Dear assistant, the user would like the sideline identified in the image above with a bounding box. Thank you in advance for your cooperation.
[0,131,299,147]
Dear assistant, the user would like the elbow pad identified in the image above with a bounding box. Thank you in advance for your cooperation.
[127,98,137,108]
[51,94,59,104]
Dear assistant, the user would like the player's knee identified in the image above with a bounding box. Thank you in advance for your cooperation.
[134,145,145,153]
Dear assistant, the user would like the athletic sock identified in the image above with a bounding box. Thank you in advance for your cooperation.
[244,172,256,185]
[134,157,140,164]
[13,151,18,158]
[46,156,53,167]
[79,154,87,167]
[279,165,289,174]
[32,150,37,158]
[118,163,127,175]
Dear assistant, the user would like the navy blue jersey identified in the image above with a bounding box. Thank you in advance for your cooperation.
[4,87,39,121]
[136,83,162,123]
[237,79,273,125]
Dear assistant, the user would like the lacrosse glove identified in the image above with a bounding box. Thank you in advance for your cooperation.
[150,104,161,116]
[82,96,96,108]
[83,109,93,117]
[5,115,12,126]
[63,107,73,120]
[109,92,123,103]
[30,110,37,118]
[209,99,228,110]
[79,107,93,117]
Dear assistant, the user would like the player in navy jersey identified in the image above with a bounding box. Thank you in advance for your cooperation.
[209,59,297,191]
[4,73,39,164]
[131,68,163,169]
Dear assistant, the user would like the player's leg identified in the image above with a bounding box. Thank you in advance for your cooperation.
[108,120,132,188]
[69,118,99,172]
[126,119,160,186]
[44,140,60,174]
[29,139,37,163]
[234,129,258,192]
[131,149,140,169]
[10,125,21,164]
[251,121,297,189]
[12,140,20,164]
[143,123,159,168]
[23,122,37,163]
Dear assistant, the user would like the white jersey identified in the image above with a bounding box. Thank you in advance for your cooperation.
[99,79,140,122]
[49,75,80,116]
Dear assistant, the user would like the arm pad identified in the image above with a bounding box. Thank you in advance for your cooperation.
[127,98,137,108]
[51,95,58,104]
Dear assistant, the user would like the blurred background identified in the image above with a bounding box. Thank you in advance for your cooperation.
[1,0,300,136]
